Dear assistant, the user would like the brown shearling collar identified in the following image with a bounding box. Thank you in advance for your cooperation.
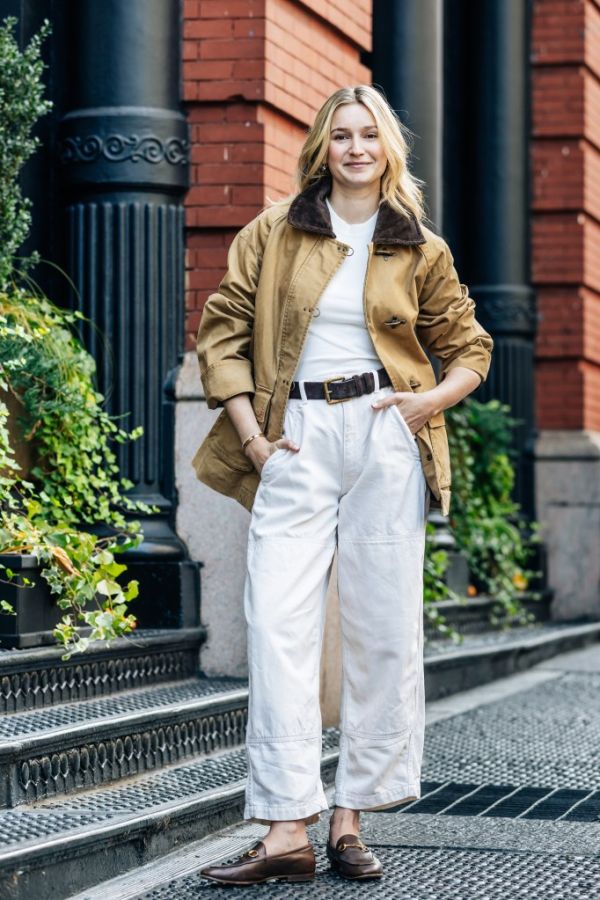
[287,173,426,246]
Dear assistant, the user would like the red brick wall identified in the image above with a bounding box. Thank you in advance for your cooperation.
[183,0,371,352]
[532,0,600,430]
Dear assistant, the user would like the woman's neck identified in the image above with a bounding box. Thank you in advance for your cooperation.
[327,183,381,224]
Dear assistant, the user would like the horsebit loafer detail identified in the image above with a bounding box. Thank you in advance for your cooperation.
[326,833,384,880]
[200,839,316,885]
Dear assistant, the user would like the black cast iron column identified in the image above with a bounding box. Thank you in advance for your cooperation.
[455,0,536,516]
[370,0,473,591]
[57,0,199,628]
[372,0,444,227]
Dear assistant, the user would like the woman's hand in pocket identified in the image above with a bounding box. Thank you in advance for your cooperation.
[244,435,300,475]
[371,391,436,435]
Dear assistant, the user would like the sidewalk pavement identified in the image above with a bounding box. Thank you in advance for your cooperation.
[80,641,600,899]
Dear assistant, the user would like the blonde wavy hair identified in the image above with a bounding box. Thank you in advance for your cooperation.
[269,85,428,224]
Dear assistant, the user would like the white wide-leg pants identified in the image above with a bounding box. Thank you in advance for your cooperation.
[242,380,429,825]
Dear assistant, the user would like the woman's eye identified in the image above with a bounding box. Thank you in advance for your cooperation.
[332,133,377,140]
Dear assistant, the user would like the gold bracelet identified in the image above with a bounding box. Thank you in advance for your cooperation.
[241,431,264,451]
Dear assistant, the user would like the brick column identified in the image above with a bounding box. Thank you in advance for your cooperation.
[532,0,600,619]
[176,0,372,686]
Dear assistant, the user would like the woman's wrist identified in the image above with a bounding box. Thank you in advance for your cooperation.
[241,430,264,452]
[420,390,444,418]
[243,433,269,458]
[425,368,481,416]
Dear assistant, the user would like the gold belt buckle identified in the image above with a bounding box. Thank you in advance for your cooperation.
[323,375,350,404]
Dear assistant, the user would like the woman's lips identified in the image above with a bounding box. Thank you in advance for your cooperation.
[345,162,370,167]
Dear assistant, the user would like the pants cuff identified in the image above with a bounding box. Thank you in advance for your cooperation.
[333,783,421,811]
[244,797,330,825]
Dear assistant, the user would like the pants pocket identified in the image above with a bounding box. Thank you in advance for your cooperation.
[389,403,420,456]
[260,445,287,480]
[259,401,305,482]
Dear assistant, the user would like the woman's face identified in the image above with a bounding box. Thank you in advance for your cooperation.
[326,102,387,191]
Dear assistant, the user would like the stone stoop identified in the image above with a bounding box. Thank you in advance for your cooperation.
[0,677,250,809]
[0,621,598,898]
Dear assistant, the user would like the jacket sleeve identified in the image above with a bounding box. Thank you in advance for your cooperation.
[196,224,260,410]
[416,242,493,384]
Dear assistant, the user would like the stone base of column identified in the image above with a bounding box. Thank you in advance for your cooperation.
[175,353,251,678]
[535,430,600,621]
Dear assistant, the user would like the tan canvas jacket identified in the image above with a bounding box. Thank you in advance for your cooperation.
[192,174,493,516]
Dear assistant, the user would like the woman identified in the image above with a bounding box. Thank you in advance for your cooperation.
[194,85,493,885]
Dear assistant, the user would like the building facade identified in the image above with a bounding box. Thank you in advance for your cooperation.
[8,0,600,686]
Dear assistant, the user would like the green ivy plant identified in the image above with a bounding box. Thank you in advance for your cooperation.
[0,17,52,290]
[423,522,463,643]
[445,397,541,626]
[0,287,157,659]
[0,17,155,659]
[423,397,541,640]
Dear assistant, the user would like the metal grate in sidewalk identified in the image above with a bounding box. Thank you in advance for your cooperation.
[137,843,600,899]
[399,780,600,822]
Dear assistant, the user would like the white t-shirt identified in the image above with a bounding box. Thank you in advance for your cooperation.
[293,197,383,381]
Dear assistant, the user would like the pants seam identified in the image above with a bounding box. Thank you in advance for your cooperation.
[245,800,325,810]
[248,536,338,546]
[337,533,425,544]
[341,726,411,740]
[246,733,321,744]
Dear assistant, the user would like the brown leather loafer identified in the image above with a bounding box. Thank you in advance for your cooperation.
[326,833,383,880]
[200,839,316,885]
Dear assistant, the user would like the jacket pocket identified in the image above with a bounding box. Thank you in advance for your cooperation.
[208,409,255,473]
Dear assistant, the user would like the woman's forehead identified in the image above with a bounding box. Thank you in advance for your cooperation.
[330,103,377,130]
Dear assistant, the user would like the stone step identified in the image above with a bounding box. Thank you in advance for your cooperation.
[424,589,552,637]
[0,728,341,899]
[0,675,248,808]
[0,628,205,715]
[424,619,600,700]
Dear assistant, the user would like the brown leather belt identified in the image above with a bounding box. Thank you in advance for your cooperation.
[288,366,391,404]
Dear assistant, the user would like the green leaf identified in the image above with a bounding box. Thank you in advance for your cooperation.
[124,580,139,601]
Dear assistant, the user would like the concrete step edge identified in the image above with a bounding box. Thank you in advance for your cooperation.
[0,685,250,756]
[0,628,205,670]
[424,620,600,666]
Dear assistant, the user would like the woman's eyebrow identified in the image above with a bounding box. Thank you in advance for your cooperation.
[330,125,378,132]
